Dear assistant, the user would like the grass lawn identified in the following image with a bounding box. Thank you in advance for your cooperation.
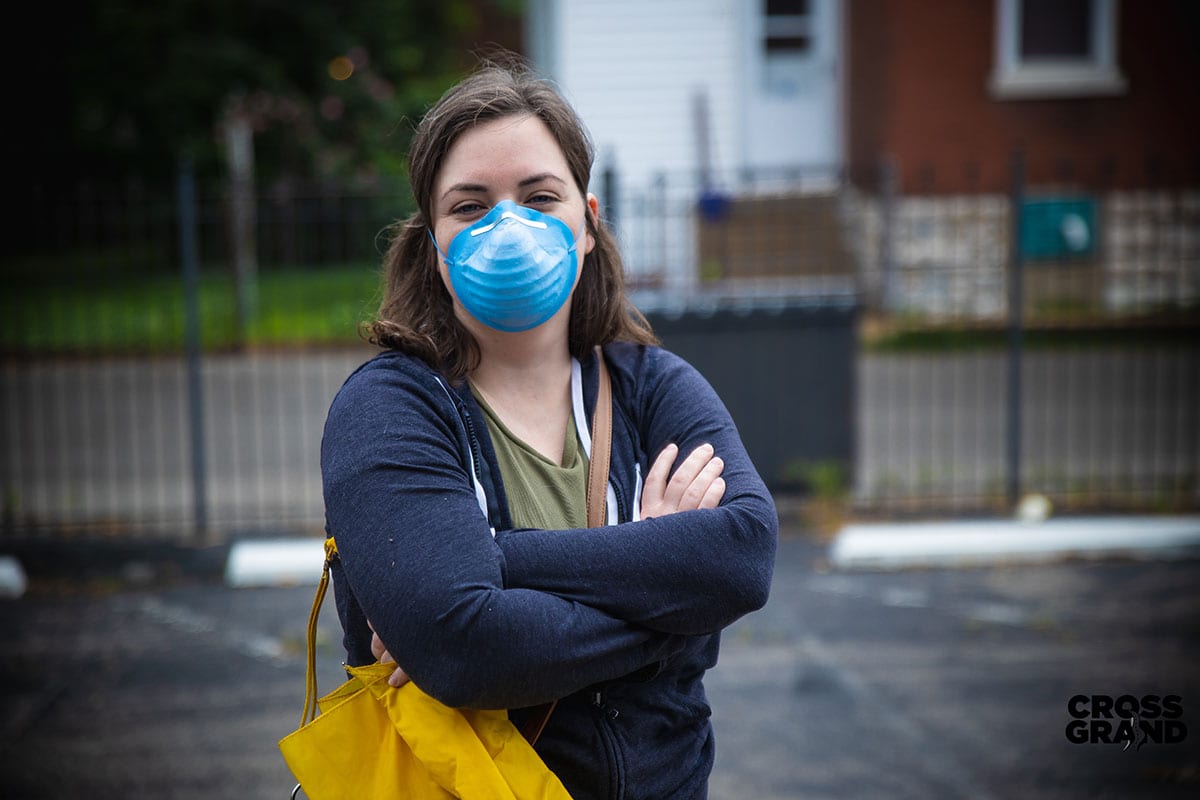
[5,264,1193,356]
[2,265,383,354]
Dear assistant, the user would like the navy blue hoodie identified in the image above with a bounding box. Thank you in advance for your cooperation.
[321,342,777,799]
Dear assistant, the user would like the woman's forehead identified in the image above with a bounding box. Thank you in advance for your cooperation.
[436,115,574,194]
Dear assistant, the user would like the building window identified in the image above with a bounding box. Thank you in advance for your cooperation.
[763,0,812,95]
[990,0,1127,99]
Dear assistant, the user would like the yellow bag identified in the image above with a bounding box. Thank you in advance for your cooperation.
[278,538,573,800]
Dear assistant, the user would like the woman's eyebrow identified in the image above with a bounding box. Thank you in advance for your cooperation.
[441,182,488,201]
[441,173,569,203]
[518,172,567,188]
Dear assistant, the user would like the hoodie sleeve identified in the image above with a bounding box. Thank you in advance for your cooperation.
[322,357,685,711]
[493,346,778,635]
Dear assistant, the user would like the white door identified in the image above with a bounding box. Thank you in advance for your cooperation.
[743,0,841,171]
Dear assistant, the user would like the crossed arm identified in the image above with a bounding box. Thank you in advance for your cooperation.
[370,440,728,687]
[324,350,776,709]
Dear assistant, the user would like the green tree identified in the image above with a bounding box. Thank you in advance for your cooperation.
[13,0,515,194]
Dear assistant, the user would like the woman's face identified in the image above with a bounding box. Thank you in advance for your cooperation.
[430,114,597,333]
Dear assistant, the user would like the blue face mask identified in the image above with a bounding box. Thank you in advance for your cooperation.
[430,200,583,332]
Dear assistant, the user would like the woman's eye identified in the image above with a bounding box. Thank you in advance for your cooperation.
[525,193,557,206]
[452,202,486,216]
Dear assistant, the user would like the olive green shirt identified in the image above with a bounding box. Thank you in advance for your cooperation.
[470,385,588,530]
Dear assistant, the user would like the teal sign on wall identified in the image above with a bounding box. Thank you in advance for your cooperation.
[1019,197,1097,260]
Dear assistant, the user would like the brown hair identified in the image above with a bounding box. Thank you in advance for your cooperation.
[367,55,658,380]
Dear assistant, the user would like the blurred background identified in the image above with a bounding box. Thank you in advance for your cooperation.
[2,0,1197,538]
[1,0,1199,797]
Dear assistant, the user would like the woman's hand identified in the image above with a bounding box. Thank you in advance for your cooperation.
[363,443,722,683]
[367,620,411,688]
[640,442,725,519]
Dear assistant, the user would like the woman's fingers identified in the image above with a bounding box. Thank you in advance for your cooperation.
[682,455,724,508]
[643,443,677,497]
[369,625,387,661]
[698,476,726,509]
[640,442,725,517]
[368,620,411,688]
[387,666,411,688]
[639,444,678,519]
[663,443,712,504]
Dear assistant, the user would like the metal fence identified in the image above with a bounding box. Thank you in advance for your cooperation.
[2,156,1197,540]
[611,156,1198,517]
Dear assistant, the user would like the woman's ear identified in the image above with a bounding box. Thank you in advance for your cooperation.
[585,193,601,255]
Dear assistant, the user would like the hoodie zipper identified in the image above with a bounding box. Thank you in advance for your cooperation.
[592,689,626,800]
[435,375,501,530]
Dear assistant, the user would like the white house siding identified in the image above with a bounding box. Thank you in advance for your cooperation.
[529,0,745,294]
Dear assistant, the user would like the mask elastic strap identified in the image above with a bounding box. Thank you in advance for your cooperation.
[427,228,447,260]
[567,219,586,254]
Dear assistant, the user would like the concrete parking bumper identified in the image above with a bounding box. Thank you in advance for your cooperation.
[830,514,1200,570]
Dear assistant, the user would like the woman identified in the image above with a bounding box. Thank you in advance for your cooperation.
[321,58,777,799]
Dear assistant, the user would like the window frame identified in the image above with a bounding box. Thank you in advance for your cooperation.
[761,1,816,96]
[989,0,1127,99]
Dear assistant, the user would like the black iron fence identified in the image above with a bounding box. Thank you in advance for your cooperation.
[2,155,1196,540]
[610,156,1198,517]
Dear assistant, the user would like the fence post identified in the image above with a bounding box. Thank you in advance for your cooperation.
[178,159,209,540]
[224,110,258,344]
[878,157,898,312]
[602,164,619,234]
[1006,148,1026,510]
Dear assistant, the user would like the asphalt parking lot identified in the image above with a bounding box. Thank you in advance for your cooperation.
[1,529,1198,799]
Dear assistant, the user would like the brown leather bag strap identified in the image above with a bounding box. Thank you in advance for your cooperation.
[585,345,613,529]
[522,347,613,746]
[520,700,557,747]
